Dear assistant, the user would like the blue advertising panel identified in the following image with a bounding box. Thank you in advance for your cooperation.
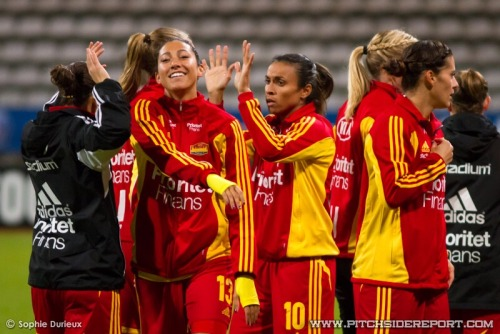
[0,108,38,154]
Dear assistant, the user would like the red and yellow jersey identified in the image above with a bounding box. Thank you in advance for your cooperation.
[130,89,254,280]
[331,81,399,258]
[352,94,449,289]
[112,79,165,244]
[111,140,135,242]
[238,91,338,260]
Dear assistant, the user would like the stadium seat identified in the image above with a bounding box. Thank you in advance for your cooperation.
[482,69,500,89]
[2,0,32,13]
[0,16,16,39]
[404,17,435,39]
[75,16,108,39]
[30,42,60,64]
[425,0,455,13]
[242,0,275,14]
[434,18,465,41]
[0,41,29,64]
[46,17,77,40]
[17,16,46,39]
[473,43,500,66]
[448,42,474,66]
[485,0,500,13]
[465,17,494,40]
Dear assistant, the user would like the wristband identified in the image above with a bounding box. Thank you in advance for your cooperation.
[206,174,236,195]
[235,276,259,308]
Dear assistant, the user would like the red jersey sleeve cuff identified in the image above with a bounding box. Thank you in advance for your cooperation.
[238,91,255,103]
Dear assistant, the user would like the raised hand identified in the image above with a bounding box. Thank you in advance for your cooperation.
[202,45,236,105]
[234,40,255,94]
[91,40,105,59]
[86,41,110,84]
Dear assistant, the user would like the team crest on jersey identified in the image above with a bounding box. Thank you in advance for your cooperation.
[190,142,209,156]
[421,141,430,153]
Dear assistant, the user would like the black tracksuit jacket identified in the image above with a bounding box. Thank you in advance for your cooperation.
[21,79,130,290]
[443,112,500,311]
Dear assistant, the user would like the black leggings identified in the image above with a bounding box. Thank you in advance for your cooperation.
[336,257,356,334]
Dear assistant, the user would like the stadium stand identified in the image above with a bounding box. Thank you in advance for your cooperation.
[0,0,499,114]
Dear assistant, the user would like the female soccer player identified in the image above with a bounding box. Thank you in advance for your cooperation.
[330,30,417,333]
[352,40,456,333]
[230,40,338,333]
[114,27,194,334]
[130,36,258,333]
[22,42,130,334]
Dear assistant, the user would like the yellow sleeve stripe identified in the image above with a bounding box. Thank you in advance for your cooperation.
[134,99,212,170]
[246,99,279,148]
[245,98,315,151]
[389,115,408,180]
[360,117,375,141]
[287,116,315,142]
[389,115,446,188]
[396,162,446,188]
[230,120,254,273]
[136,100,160,145]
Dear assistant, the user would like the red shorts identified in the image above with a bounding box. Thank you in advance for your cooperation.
[230,257,336,334]
[353,283,450,334]
[120,240,140,333]
[450,309,500,334]
[31,287,120,334]
[136,256,233,334]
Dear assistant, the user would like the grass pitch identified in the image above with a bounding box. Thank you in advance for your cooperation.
[0,228,33,333]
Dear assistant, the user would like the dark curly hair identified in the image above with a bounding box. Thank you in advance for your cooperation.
[50,61,94,107]
[385,40,453,92]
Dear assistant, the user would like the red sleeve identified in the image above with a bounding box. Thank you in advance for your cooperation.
[130,98,216,186]
[370,113,447,207]
[238,92,333,163]
[217,119,255,276]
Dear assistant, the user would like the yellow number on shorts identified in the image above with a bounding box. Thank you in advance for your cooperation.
[216,275,233,305]
[284,301,305,330]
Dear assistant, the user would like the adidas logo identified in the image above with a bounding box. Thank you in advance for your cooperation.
[444,187,485,225]
[421,141,430,153]
[36,182,73,218]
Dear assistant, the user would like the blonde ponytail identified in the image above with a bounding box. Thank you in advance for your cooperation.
[345,29,418,119]
[345,46,371,119]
